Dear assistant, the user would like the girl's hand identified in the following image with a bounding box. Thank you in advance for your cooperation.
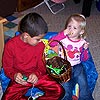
[83,42,89,49]
[14,73,28,85]
[64,29,72,36]
[27,73,38,84]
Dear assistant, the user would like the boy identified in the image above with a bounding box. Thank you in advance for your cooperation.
[2,12,63,100]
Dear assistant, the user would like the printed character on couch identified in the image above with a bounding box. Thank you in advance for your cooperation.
[0,31,98,100]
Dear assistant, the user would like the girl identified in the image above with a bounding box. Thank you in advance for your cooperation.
[49,14,95,100]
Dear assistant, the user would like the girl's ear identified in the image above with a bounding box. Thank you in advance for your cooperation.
[80,30,84,35]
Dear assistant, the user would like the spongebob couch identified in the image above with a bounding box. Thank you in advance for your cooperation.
[0,32,98,100]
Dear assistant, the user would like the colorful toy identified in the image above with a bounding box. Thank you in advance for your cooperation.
[46,64,65,75]
[22,75,28,81]
[41,39,50,55]
[41,39,58,59]
[27,87,44,100]
[72,83,79,98]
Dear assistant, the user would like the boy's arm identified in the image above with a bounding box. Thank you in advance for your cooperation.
[2,42,16,80]
[33,43,47,79]
[49,31,66,47]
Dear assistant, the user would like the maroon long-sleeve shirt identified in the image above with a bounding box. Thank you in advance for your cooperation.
[2,35,46,80]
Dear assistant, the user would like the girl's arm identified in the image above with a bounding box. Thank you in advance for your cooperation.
[49,31,66,47]
[80,41,89,61]
[80,47,89,62]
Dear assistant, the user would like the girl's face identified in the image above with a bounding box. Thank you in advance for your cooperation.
[66,19,84,40]
[21,33,45,46]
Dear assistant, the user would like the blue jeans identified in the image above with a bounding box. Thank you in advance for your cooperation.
[61,63,94,100]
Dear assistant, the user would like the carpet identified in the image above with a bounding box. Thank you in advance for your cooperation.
[3,15,24,38]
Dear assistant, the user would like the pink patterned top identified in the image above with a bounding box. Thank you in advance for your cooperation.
[49,31,89,66]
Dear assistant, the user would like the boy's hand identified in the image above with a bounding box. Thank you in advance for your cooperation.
[14,73,28,85]
[27,73,38,84]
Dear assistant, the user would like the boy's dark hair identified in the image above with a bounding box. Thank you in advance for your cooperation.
[18,12,48,37]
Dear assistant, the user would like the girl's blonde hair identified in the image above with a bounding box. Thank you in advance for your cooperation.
[65,14,87,39]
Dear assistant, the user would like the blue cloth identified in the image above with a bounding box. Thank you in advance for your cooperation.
[25,87,44,98]
[43,32,58,39]
[0,68,10,92]
[81,49,98,93]
[96,0,100,11]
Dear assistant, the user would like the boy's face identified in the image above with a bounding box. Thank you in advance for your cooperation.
[23,33,45,46]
